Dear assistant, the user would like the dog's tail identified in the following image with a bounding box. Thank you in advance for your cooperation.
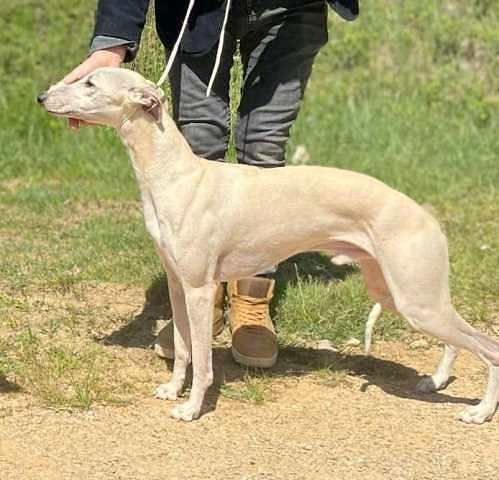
[364,303,382,355]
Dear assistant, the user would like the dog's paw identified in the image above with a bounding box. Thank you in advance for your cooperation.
[458,403,495,425]
[154,383,180,401]
[416,375,450,393]
[170,402,200,422]
[416,376,438,393]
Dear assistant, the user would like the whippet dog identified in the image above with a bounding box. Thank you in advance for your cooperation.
[38,68,499,423]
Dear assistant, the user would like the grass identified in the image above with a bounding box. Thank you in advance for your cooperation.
[220,372,273,404]
[14,327,106,409]
[0,0,498,408]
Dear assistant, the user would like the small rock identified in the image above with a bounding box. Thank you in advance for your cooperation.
[410,338,429,350]
[344,337,361,347]
[316,339,338,352]
[479,244,490,251]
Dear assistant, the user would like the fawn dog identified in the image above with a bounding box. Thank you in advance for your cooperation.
[38,68,499,423]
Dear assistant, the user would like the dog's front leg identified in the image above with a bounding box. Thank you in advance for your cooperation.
[170,282,217,422]
[154,272,191,401]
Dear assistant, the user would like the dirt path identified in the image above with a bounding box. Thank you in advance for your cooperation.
[1,342,498,480]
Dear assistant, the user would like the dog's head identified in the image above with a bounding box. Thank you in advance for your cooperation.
[37,68,164,128]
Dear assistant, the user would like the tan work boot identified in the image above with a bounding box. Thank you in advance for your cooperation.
[154,283,225,359]
[228,277,278,368]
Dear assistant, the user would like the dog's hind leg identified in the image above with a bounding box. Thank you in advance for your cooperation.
[154,273,192,401]
[416,344,460,393]
[170,282,217,422]
[446,312,499,423]
[460,364,499,424]
[378,227,499,423]
[364,303,382,355]
[403,306,499,424]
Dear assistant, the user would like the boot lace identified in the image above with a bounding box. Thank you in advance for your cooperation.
[231,294,269,327]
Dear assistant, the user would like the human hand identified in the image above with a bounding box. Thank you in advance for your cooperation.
[63,47,126,129]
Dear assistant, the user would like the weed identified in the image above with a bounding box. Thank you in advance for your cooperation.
[221,372,273,404]
[12,329,122,409]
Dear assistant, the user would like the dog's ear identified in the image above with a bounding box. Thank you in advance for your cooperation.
[129,86,164,124]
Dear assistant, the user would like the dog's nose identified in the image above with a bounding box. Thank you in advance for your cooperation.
[37,91,48,104]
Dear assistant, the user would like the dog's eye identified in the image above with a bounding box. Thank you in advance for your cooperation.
[85,79,94,87]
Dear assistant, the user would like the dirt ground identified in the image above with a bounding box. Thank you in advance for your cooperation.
[1,338,498,480]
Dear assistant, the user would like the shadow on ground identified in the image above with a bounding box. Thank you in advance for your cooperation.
[197,345,477,417]
[101,273,171,349]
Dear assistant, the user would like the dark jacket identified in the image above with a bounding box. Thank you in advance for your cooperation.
[93,0,359,55]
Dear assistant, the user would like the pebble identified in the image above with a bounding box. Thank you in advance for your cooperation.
[409,338,429,349]
[316,340,338,352]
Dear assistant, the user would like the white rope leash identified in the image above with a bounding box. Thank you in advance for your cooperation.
[155,0,232,98]
[206,0,232,97]
[156,0,196,88]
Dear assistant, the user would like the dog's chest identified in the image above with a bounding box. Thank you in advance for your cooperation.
[141,195,181,270]
[143,200,161,244]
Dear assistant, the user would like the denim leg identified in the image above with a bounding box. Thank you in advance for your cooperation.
[236,0,328,167]
[168,34,237,161]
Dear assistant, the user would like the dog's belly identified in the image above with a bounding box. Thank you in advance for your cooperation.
[215,256,278,280]
[214,237,373,281]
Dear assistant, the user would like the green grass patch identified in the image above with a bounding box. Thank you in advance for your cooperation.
[220,372,273,404]
[12,327,119,409]
[275,271,404,346]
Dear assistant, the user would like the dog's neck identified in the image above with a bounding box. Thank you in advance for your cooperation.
[117,105,201,185]
[116,103,205,258]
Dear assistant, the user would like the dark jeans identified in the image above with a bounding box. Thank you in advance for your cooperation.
[169,0,328,167]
